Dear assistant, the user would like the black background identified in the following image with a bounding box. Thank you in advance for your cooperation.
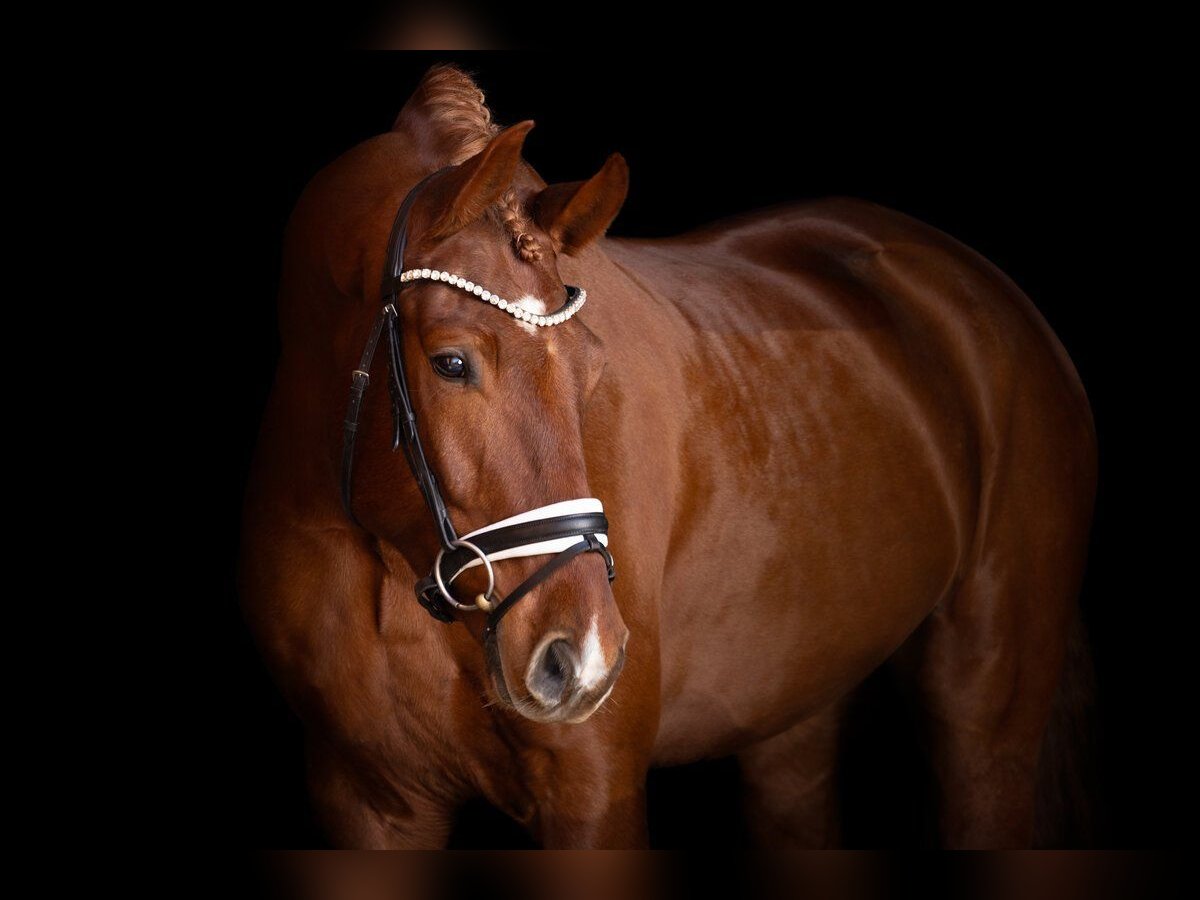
[199,55,1178,848]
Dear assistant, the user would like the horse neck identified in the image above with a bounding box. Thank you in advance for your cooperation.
[575,238,692,377]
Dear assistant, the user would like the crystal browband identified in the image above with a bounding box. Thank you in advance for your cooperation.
[397,268,587,328]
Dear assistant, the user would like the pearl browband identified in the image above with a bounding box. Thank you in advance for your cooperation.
[398,268,587,328]
[442,498,610,585]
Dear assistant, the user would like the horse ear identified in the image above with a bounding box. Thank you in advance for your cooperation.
[424,121,535,240]
[533,154,629,256]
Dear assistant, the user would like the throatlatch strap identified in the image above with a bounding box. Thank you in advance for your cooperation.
[341,311,388,521]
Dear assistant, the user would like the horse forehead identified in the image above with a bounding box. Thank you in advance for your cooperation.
[425,246,558,306]
[502,326,581,397]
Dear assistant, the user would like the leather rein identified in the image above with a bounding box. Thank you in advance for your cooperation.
[340,170,615,641]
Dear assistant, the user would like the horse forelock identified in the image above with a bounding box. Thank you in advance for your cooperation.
[395,63,499,165]
[281,66,560,337]
[395,64,544,262]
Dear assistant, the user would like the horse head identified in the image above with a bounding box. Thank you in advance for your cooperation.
[320,66,630,724]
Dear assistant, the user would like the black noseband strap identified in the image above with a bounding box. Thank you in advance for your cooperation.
[414,514,615,625]
[483,534,611,641]
[436,513,610,581]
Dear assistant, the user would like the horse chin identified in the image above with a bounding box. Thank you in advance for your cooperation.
[505,691,610,725]
[562,681,617,724]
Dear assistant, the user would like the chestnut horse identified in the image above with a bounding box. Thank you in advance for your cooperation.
[241,66,1096,848]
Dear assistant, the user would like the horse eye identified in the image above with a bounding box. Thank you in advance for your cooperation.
[431,354,467,379]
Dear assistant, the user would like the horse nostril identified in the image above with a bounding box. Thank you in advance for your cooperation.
[528,639,577,706]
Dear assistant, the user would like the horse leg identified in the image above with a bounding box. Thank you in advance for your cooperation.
[307,740,455,849]
[737,700,844,848]
[899,543,1085,847]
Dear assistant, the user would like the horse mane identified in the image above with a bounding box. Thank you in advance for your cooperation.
[396,64,542,261]
[396,64,498,165]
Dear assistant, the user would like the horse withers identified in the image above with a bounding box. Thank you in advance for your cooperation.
[241,65,1097,848]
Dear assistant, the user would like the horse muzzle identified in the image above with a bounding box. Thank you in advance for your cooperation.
[520,634,628,723]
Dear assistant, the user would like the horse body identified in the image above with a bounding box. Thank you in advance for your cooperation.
[576,201,1093,770]
[241,68,1096,848]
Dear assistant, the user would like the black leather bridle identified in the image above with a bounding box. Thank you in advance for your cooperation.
[341,170,615,642]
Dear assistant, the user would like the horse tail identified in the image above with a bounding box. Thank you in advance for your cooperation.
[1034,611,1099,846]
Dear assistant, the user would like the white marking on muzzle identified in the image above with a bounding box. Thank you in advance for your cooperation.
[577,615,608,690]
